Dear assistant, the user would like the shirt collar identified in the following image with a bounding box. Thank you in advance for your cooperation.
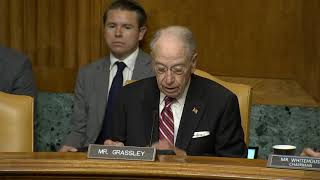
[109,48,139,71]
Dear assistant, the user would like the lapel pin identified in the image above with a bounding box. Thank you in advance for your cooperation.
[192,107,198,114]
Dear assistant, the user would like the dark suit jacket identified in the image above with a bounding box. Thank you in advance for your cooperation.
[63,50,154,149]
[110,74,247,157]
[0,46,37,98]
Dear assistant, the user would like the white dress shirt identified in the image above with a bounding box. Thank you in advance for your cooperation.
[108,48,139,96]
[159,80,190,144]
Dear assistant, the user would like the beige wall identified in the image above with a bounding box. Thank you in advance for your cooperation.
[0,0,318,101]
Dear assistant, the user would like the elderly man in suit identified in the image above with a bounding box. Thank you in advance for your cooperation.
[59,0,154,152]
[108,26,247,157]
[0,46,37,99]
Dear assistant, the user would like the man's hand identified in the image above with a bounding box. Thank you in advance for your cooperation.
[104,139,124,146]
[301,148,320,158]
[59,145,78,152]
[152,140,187,156]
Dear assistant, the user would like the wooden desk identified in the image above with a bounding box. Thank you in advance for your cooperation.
[0,152,319,179]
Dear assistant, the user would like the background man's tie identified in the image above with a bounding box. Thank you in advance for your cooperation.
[96,61,126,144]
[159,96,175,145]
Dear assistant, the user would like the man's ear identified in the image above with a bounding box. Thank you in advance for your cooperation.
[138,26,147,41]
[190,53,198,73]
[150,54,157,72]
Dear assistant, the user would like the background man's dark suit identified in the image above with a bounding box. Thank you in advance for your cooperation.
[63,50,154,149]
[0,46,37,98]
[111,74,247,157]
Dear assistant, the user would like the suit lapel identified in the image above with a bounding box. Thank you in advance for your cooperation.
[95,57,110,125]
[175,75,205,150]
[132,50,152,80]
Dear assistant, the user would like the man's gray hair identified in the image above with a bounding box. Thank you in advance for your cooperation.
[150,26,197,59]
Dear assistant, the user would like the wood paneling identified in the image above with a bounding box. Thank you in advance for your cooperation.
[217,76,319,106]
[140,0,303,79]
[24,0,36,64]
[297,1,320,102]
[0,0,317,101]
[0,0,103,92]
[0,0,9,44]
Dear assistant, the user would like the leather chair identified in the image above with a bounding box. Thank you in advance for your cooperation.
[194,69,252,144]
[0,92,34,152]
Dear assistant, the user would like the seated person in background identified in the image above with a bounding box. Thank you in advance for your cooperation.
[301,148,320,158]
[107,26,247,157]
[59,0,154,152]
[0,46,37,98]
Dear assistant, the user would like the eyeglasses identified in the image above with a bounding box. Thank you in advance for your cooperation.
[154,64,188,75]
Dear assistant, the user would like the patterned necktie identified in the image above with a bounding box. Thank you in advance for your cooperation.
[159,96,175,145]
[96,61,126,144]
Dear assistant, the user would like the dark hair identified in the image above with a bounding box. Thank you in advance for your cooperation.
[103,0,147,27]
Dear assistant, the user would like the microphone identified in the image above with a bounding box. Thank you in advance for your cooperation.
[149,110,158,147]
[78,146,89,152]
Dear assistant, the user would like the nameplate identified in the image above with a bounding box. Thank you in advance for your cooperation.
[267,154,320,171]
[87,144,156,161]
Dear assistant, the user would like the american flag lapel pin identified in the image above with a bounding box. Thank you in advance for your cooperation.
[192,107,198,114]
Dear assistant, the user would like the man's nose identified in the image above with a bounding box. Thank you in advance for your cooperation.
[164,70,174,84]
[115,27,122,37]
